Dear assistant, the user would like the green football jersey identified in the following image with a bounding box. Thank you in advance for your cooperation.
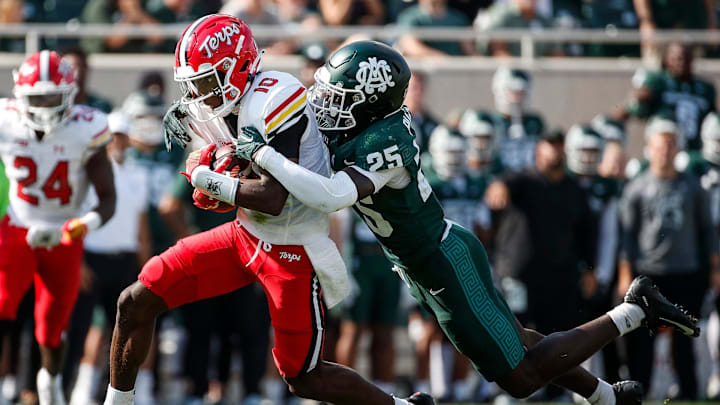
[327,107,446,268]
[425,165,489,232]
[570,173,622,213]
[630,70,716,149]
[490,111,545,172]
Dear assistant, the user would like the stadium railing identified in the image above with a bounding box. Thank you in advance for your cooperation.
[2,23,720,60]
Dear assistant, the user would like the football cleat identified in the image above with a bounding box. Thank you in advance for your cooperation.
[405,392,435,405]
[613,380,643,405]
[624,276,700,337]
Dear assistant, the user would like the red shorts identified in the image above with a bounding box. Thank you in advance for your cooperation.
[138,220,325,378]
[0,217,83,348]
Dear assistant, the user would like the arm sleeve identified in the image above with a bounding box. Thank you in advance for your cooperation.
[349,165,408,193]
[255,146,359,213]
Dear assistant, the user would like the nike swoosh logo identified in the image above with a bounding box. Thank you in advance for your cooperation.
[344,159,355,166]
[429,288,445,296]
[659,316,697,336]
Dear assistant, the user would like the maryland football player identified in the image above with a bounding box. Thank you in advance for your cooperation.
[105,15,431,405]
[0,50,116,405]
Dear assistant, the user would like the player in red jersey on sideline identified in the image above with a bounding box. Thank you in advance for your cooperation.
[0,50,116,405]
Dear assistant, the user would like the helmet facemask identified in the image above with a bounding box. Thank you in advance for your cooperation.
[14,83,77,134]
[566,126,605,176]
[430,126,467,180]
[308,67,366,131]
[176,54,259,122]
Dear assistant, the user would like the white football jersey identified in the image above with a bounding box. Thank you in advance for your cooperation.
[0,99,111,229]
[190,71,331,245]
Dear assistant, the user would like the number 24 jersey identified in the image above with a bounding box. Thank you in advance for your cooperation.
[0,99,110,229]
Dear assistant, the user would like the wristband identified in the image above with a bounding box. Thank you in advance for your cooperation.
[190,166,239,205]
[79,211,102,232]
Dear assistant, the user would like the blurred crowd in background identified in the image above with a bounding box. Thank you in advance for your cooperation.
[2,1,720,405]
[1,0,720,58]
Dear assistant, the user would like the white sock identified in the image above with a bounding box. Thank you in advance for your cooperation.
[606,303,645,336]
[70,364,100,405]
[104,385,134,405]
[393,397,411,405]
[587,379,615,405]
[37,368,64,405]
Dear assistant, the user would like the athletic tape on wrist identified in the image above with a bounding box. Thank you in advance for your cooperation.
[190,166,239,205]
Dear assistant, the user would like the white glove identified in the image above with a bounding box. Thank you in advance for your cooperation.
[26,225,62,249]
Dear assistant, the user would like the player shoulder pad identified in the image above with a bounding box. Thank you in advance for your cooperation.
[355,108,419,172]
[68,105,111,148]
[523,113,545,135]
[0,98,22,121]
[240,71,308,140]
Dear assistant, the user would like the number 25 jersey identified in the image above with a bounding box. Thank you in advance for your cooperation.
[0,99,110,229]
[327,107,446,268]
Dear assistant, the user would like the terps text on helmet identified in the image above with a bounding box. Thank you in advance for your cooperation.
[198,24,243,58]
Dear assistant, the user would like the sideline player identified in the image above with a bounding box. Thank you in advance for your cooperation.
[234,40,701,404]
[0,50,116,405]
[104,15,432,405]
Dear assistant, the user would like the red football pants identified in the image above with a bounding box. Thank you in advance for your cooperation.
[139,220,325,378]
[0,217,83,348]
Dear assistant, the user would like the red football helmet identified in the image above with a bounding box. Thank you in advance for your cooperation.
[174,14,262,122]
[13,50,77,133]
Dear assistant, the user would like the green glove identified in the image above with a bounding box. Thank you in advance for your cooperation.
[163,101,192,151]
[235,126,268,161]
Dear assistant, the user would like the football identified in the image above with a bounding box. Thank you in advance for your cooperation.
[211,143,254,178]
[192,188,235,213]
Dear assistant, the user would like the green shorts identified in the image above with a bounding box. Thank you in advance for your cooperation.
[343,254,401,325]
[400,223,526,381]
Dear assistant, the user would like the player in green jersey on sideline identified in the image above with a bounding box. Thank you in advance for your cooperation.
[187,40,699,405]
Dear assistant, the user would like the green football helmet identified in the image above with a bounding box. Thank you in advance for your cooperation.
[308,40,410,134]
[565,124,605,176]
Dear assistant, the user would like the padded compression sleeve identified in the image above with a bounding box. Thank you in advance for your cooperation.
[254,146,358,213]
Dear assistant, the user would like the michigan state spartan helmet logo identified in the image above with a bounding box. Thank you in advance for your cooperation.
[354,57,396,96]
[308,40,410,133]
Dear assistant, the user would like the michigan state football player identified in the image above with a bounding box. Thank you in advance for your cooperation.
[231,40,698,404]
[622,42,715,150]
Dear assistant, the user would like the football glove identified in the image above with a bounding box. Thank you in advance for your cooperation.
[182,143,217,182]
[163,101,192,151]
[61,218,88,245]
[192,188,235,213]
[235,126,267,161]
[60,211,102,245]
[26,225,62,249]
